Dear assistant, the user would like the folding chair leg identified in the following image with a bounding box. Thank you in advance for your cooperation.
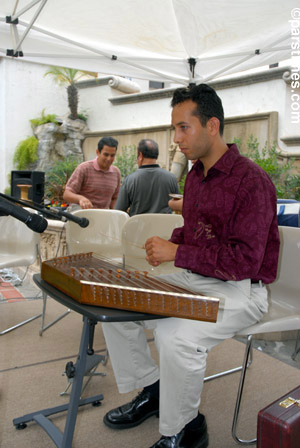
[0,312,42,335]
[232,334,256,445]
[204,339,253,383]
[39,292,70,336]
[292,330,300,360]
[0,244,42,336]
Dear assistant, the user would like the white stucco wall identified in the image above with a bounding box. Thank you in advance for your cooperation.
[78,85,173,132]
[0,58,68,192]
[219,78,299,147]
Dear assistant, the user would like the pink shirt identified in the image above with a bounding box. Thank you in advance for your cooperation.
[170,144,280,284]
[65,158,121,209]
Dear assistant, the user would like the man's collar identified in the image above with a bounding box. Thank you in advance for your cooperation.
[194,144,240,176]
[139,164,160,169]
[92,157,114,173]
[212,143,240,174]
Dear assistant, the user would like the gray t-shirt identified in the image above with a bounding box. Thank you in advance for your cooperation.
[115,164,179,216]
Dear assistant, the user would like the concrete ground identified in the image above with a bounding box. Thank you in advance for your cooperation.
[1,265,300,370]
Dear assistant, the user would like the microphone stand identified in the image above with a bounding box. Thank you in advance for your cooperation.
[0,193,89,228]
[0,193,61,220]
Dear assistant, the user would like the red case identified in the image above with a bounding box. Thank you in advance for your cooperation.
[257,386,300,448]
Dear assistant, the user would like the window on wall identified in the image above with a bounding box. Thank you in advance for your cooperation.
[149,81,165,90]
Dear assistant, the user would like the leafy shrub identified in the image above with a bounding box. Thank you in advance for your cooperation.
[30,109,59,128]
[179,174,186,194]
[44,156,79,203]
[77,110,89,122]
[235,135,300,200]
[4,173,11,195]
[114,145,137,183]
[284,175,300,201]
[13,136,39,170]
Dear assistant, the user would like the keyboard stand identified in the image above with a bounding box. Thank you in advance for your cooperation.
[13,315,103,447]
[13,274,160,447]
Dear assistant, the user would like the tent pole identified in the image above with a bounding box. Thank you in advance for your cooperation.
[12,17,188,85]
[10,0,46,22]
[201,32,291,82]
[11,0,48,53]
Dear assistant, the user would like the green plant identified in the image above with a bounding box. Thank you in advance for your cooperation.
[44,156,79,203]
[77,110,89,122]
[30,109,59,128]
[284,174,300,201]
[4,173,11,195]
[114,145,138,183]
[179,174,186,194]
[13,136,39,170]
[238,135,300,199]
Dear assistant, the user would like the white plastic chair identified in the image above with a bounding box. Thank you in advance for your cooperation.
[66,209,129,261]
[210,226,300,444]
[122,217,300,444]
[121,213,184,275]
[60,209,129,391]
[121,218,300,443]
[276,200,300,358]
[122,218,300,444]
[40,209,129,335]
[0,215,42,335]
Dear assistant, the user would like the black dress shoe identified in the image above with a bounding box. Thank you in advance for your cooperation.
[149,415,208,448]
[103,390,159,429]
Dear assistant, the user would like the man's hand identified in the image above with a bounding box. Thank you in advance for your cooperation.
[144,236,178,267]
[79,196,94,209]
[63,189,94,210]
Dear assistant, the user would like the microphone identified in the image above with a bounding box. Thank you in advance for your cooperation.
[49,208,89,228]
[0,197,48,233]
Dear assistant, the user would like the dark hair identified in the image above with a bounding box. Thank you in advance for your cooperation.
[97,136,118,152]
[138,139,159,159]
[171,83,224,135]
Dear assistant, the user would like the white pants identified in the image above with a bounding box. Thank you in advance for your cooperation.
[101,270,268,436]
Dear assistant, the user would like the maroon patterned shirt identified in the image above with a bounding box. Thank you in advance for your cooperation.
[170,144,280,284]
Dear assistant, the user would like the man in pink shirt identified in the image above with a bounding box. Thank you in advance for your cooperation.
[63,136,121,209]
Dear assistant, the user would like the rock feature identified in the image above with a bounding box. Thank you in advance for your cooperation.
[32,115,88,171]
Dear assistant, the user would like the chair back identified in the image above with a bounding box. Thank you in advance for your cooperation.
[268,226,300,309]
[122,213,184,275]
[238,226,300,335]
[65,209,129,261]
[0,214,40,268]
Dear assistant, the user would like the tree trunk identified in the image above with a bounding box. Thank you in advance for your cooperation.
[67,84,78,120]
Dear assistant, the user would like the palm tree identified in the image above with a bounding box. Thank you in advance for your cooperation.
[44,66,96,120]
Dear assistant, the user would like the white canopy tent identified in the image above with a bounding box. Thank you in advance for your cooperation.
[0,0,298,86]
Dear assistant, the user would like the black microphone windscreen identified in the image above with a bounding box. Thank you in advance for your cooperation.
[79,218,89,228]
[26,213,48,233]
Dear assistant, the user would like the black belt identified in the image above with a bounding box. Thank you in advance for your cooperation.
[251,280,264,286]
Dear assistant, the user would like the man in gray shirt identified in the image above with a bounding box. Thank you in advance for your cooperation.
[115,139,179,216]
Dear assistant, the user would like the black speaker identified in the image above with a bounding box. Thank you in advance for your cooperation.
[11,170,45,204]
